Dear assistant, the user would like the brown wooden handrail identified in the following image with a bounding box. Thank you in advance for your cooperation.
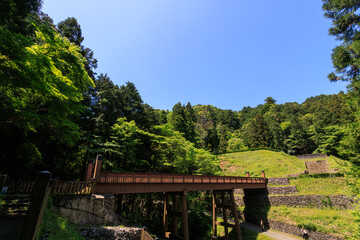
[98,172,266,185]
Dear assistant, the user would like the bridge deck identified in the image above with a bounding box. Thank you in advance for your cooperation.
[93,172,267,194]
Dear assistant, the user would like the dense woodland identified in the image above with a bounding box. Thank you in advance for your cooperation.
[1,0,360,239]
[0,0,360,181]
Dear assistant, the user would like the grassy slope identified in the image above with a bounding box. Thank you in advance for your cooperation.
[218,150,349,178]
[289,177,352,195]
[219,150,355,238]
[218,150,306,178]
[269,206,354,238]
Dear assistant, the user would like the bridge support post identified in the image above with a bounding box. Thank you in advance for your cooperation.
[172,193,178,238]
[182,191,189,240]
[230,189,242,240]
[221,191,229,240]
[212,191,217,238]
[163,193,169,236]
[212,190,242,240]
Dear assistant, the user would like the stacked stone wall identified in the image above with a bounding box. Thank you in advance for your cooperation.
[53,194,121,225]
[267,178,289,185]
[305,160,329,174]
[234,189,244,195]
[267,186,298,195]
[79,226,150,240]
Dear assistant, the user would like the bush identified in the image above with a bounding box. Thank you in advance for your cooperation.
[37,197,85,240]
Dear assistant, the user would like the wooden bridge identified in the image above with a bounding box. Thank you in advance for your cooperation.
[84,156,268,240]
[2,155,267,240]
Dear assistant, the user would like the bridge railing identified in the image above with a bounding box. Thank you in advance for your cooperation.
[1,180,94,195]
[98,172,265,185]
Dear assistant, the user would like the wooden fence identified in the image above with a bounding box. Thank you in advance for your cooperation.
[1,181,35,194]
[1,180,94,195]
[51,180,94,195]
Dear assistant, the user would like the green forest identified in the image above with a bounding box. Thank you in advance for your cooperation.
[0,0,359,180]
[1,0,360,239]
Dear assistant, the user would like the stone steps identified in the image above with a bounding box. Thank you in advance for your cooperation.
[1,196,30,216]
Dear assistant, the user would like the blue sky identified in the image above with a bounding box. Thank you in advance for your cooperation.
[42,0,347,111]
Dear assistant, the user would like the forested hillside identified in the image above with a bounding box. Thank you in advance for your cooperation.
[2,0,360,239]
[0,0,359,183]
[0,0,221,180]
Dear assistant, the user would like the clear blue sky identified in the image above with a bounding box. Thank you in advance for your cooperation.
[42,0,347,111]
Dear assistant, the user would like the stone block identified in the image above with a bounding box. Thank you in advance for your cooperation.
[267,186,298,195]
[268,178,290,185]
[55,194,120,225]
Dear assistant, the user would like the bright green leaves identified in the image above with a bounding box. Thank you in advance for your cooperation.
[105,118,220,175]
[150,124,220,175]
[0,23,93,144]
[106,118,142,169]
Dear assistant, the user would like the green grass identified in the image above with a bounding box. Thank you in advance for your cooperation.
[37,198,85,240]
[268,206,355,238]
[218,150,306,177]
[289,177,352,195]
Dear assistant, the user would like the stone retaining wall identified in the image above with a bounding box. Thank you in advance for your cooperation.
[234,189,244,195]
[79,226,148,240]
[268,195,354,209]
[236,195,355,209]
[53,194,121,225]
[305,160,329,174]
[268,178,290,185]
[268,219,343,240]
[267,186,298,195]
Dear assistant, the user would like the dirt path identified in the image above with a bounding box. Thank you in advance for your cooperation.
[241,222,302,240]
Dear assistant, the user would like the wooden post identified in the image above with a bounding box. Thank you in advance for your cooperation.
[20,171,52,240]
[172,193,178,238]
[163,193,169,235]
[93,155,103,182]
[212,191,217,238]
[221,191,229,240]
[230,189,242,240]
[85,161,94,182]
[261,170,266,179]
[182,191,189,240]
